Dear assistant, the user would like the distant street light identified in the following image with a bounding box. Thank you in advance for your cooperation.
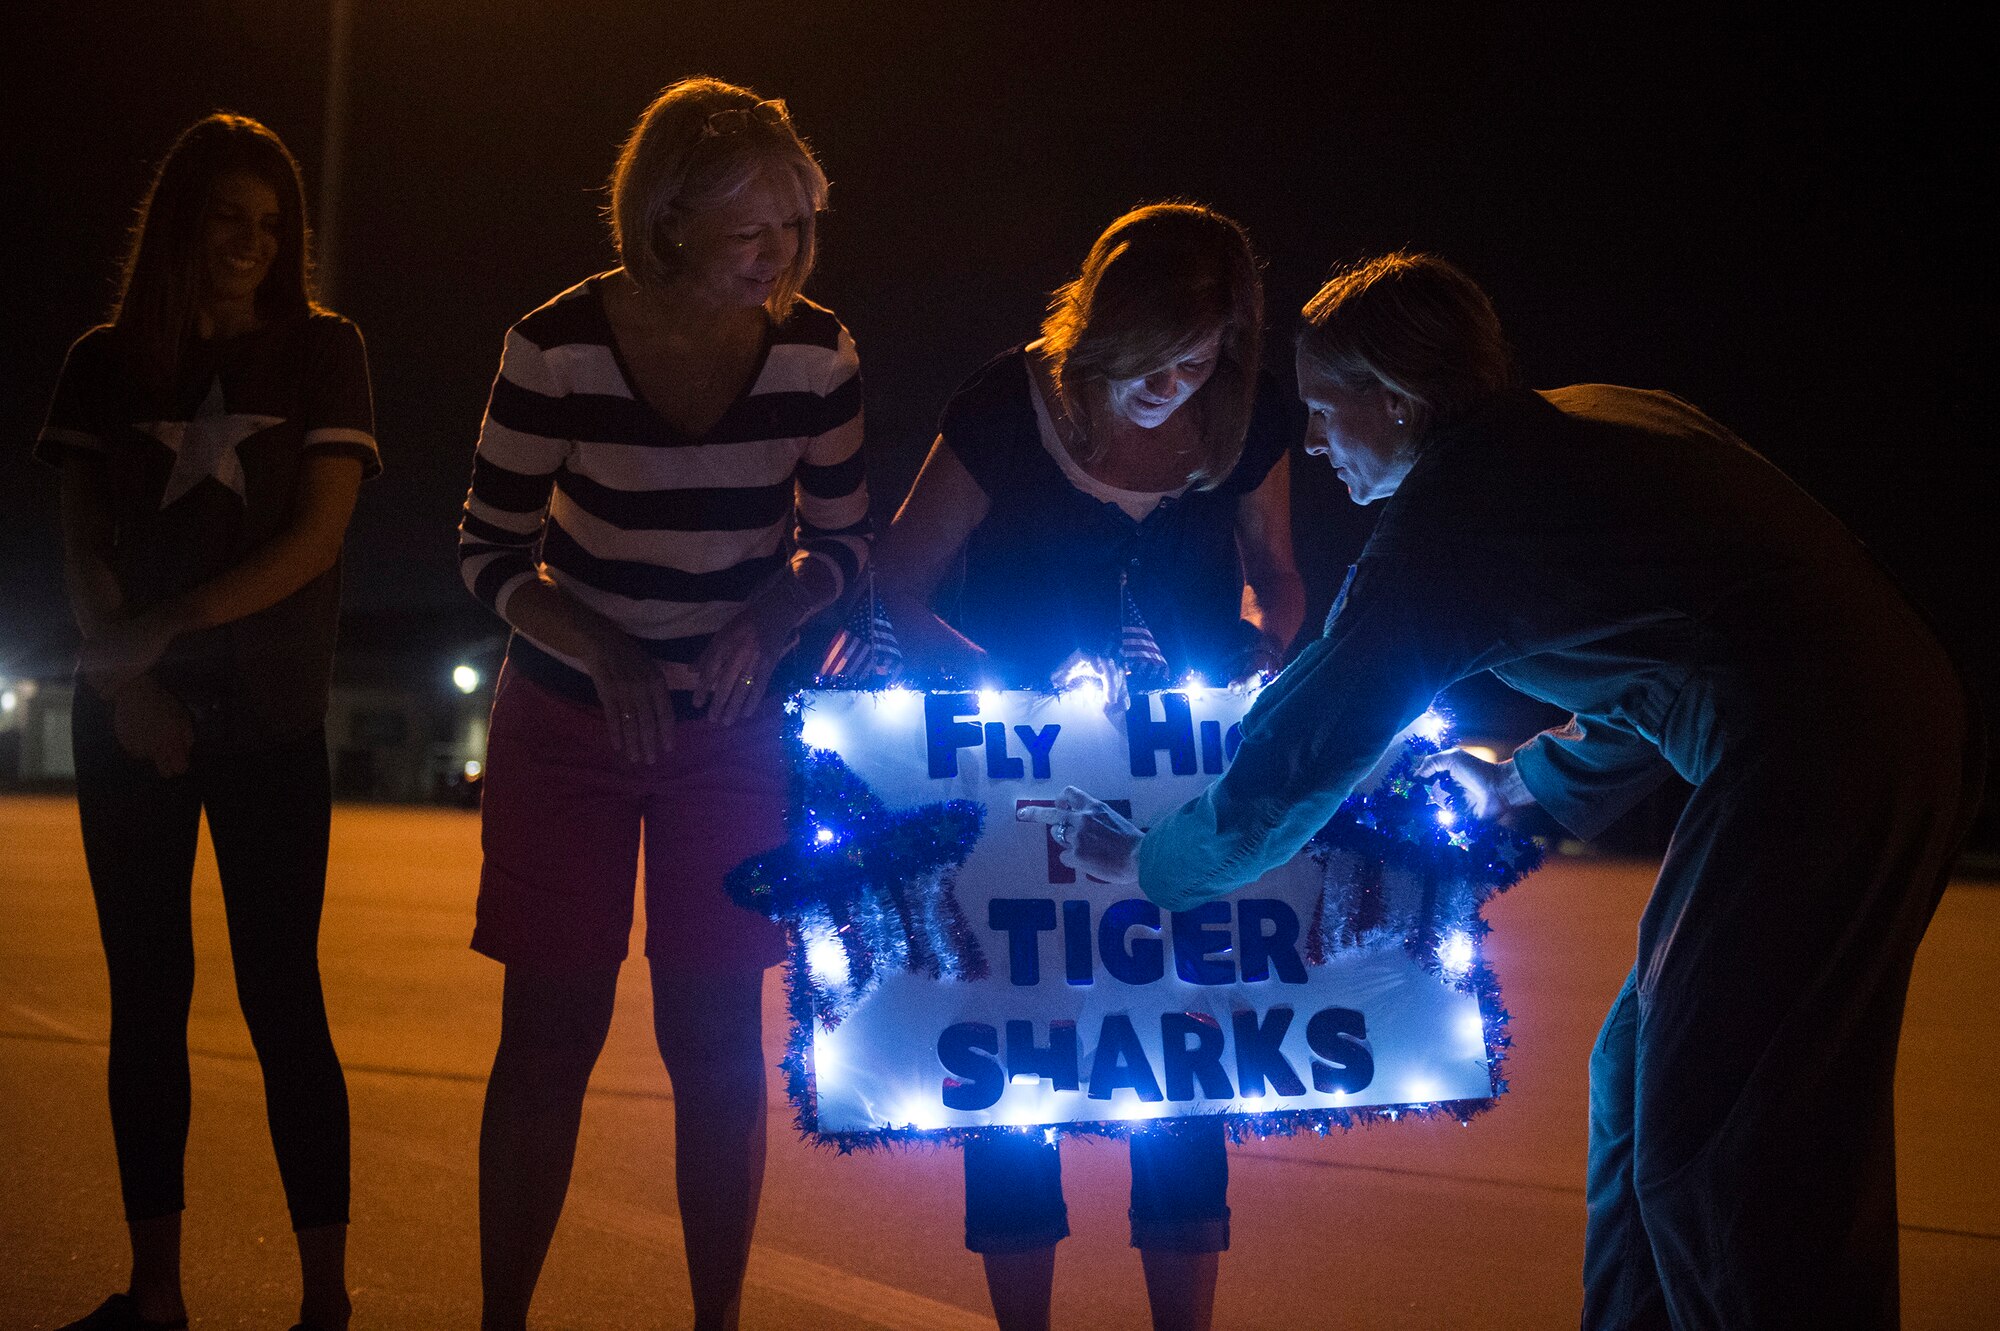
[452,665,481,694]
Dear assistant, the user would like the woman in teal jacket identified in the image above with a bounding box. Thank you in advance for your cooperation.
[1033,251,1983,1330]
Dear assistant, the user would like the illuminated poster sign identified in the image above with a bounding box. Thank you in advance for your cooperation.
[763,686,1506,1140]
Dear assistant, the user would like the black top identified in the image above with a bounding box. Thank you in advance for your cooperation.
[936,348,1303,686]
[37,314,379,747]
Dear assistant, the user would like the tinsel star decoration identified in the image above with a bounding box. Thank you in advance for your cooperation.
[1305,737,1542,975]
[726,741,988,1031]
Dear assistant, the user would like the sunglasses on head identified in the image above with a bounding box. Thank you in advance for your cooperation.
[700,99,792,139]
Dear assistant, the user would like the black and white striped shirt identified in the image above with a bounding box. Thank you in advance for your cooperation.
[459,275,868,706]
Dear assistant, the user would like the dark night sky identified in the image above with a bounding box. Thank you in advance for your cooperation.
[4,3,1992,782]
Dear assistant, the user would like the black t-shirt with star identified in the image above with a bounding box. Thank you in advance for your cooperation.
[37,313,379,749]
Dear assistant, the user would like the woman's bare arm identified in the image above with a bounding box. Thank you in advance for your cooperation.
[874,435,993,676]
[58,456,124,639]
[79,454,365,689]
[1234,451,1306,667]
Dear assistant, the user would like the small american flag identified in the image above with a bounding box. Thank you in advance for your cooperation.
[1119,571,1170,688]
[821,568,903,683]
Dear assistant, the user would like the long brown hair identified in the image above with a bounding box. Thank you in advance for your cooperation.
[1041,203,1263,489]
[111,113,317,396]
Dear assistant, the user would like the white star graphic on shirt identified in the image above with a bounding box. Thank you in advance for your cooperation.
[143,377,285,509]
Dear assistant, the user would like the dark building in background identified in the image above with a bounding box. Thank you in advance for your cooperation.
[0,607,504,807]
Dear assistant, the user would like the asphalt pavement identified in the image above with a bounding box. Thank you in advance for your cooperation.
[2,795,1994,1329]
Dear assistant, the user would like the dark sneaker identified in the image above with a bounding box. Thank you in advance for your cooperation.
[56,1293,188,1331]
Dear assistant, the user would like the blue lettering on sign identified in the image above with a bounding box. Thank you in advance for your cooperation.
[925,693,982,778]
[938,1022,1003,1109]
[937,1005,1375,1109]
[1233,1006,1307,1098]
[1238,899,1307,983]
[989,898,1057,985]
[1087,1014,1165,1101]
[1014,724,1060,779]
[1305,1006,1375,1093]
[924,688,1241,785]
[1063,901,1093,985]
[989,897,1307,987]
[924,694,1062,781]
[984,722,1024,778]
[1098,898,1165,985]
[1171,901,1236,985]
[1200,720,1224,773]
[1161,1011,1233,1099]
[1006,1018,1081,1090]
[1126,692,1198,777]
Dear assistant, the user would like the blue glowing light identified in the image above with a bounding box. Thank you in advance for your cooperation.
[1060,659,1106,694]
[805,928,848,988]
[896,1098,947,1131]
[799,711,841,751]
[877,686,921,718]
[1438,929,1475,977]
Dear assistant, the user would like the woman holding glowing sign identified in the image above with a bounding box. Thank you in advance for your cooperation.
[876,202,1304,1331]
[1031,251,1983,1329]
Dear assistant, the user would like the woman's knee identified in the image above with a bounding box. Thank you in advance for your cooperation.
[649,964,763,1073]
[495,963,619,1072]
[106,952,197,1031]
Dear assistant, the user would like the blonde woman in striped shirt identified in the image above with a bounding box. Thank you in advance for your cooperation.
[456,78,867,1331]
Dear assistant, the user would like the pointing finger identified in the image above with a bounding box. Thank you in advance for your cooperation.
[1058,785,1095,811]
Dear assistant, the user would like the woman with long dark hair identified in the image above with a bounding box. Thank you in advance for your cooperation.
[458,77,867,1330]
[38,113,377,1331]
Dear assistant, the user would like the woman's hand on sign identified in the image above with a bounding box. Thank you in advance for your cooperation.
[1052,650,1130,713]
[1017,785,1142,883]
[1414,747,1535,820]
[1224,636,1285,691]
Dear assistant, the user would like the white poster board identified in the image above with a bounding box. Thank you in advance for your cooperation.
[791,686,1495,1135]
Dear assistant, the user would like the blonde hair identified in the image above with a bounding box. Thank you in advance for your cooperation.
[1297,251,1514,440]
[606,77,828,318]
[1042,203,1263,489]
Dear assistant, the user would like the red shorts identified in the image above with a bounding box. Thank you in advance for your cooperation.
[471,666,789,975]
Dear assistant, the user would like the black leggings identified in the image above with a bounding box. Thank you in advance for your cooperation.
[72,696,349,1230]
